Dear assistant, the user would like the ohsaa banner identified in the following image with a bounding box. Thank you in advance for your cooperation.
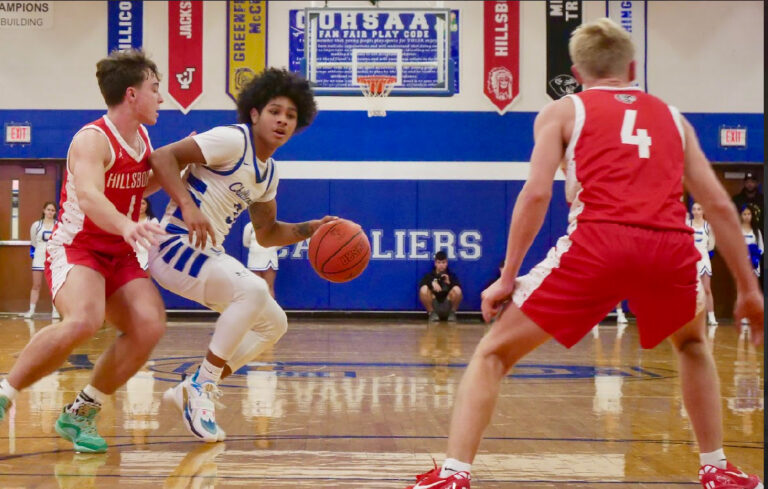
[168,1,203,114]
[108,1,142,53]
[606,0,646,89]
[546,0,581,99]
[484,1,520,114]
[227,0,267,103]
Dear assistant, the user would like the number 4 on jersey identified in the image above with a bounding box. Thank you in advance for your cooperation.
[621,110,652,158]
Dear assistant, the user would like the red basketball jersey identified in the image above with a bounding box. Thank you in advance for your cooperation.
[564,86,690,232]
[50,115,152,256]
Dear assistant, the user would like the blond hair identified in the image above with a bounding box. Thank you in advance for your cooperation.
[569,18,634,79]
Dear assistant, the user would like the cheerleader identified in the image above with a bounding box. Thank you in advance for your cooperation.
[687,202,717,325]
[22,202,58,318]
[740,205,763,277]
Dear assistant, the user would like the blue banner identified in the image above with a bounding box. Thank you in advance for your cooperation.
[108,0,143,53]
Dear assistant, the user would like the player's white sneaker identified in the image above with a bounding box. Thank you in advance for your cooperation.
[163,376,225,443]
[616,311,628,324]
[21,309,34,319]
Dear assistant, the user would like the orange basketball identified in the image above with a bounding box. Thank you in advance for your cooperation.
[308,219,371,283]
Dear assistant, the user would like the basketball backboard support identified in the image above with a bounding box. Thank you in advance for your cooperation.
[303,8,454,96]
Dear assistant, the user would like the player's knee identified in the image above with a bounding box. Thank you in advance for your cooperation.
[450,286,463,301]
[269,307,288,342]
[672,334,707,356]
[131,308,166,347]
[66,318,103,343]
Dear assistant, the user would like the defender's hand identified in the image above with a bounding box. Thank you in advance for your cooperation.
[481,277,516,323]
[734,288,764,345]
[122,220,165,253]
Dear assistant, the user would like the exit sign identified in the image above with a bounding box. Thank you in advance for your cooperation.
[5,124,32,144]
[720,127,747,147]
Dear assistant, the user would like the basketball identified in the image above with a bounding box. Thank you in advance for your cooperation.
[308,219,371,283]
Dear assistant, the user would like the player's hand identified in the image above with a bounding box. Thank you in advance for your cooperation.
[431,279,441,293]
[122,220,166,253]
[308,215,338,235]
[734,287,764,345]
[181,202,216,249]
[481,276,516,323]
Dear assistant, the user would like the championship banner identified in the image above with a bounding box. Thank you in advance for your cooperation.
[108,0,142,53]
[227,0,267,103]
[168,1,203,114]
[484,1,519,114]
[606,0,646,89]
[546,0,581,99]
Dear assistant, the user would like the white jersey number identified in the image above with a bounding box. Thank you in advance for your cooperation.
[126,195,136,218]
[620,110,652,158]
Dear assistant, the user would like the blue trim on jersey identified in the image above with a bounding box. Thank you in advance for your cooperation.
[249,127,268,183]
[174,247,195,272]
[162,242,184,264]
[187,172,208,194]
[165,223,189,235]
[173,189,203,220]
[158,235,181,251]
[264,159,275,192]
[202,124,247,176]
[188,253,209,278]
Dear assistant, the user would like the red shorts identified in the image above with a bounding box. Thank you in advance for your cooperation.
[45,244,147,300]
[512,221,701,349]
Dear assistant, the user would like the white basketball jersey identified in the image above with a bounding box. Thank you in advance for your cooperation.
[160,124,279,248]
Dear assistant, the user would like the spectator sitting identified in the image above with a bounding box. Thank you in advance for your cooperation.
[419,251,462,322]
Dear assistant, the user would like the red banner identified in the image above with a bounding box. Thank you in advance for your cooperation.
[484,1,520,114]
[168,1,203,114]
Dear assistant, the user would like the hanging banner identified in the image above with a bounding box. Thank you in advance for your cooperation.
[483,0,519,114]
[168,1,203,114]
[226,0,267,103]
[546,0,582,99]
[108,0,142,53]
[606,0,646,90]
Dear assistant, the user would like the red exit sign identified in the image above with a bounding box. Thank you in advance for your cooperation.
[720,127,747,147]
[5,124,32,144]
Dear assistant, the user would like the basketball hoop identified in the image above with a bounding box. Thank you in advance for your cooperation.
[358,76,396,117]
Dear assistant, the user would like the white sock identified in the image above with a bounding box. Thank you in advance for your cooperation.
[440,458,472,477]
[195,359,223,384]
[0,378,20,402]
[707,312,717,321]
[28,304,35,313]
[67,384,105,414]
[700,448,727,469]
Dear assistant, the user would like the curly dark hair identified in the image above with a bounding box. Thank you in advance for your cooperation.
[96,49,160,107]
[236,68,317,130]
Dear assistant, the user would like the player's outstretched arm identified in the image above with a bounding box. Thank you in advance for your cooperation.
[681,117,763,342]
[69,130,161,251]
[481,100,567,322]
[148,137,216,248]
[247,199,336,247]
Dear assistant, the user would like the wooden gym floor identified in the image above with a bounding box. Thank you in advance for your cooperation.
[0,315,763,488]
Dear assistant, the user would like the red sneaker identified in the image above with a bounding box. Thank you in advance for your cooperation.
[699,462,763,489]
[405,461,471,489]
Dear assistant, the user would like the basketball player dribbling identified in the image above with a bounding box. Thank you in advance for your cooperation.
[0,49,210,453]
[405,19,763,489]
[146,68,336,442]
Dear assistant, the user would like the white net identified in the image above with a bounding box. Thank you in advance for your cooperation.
[358,76,396,117]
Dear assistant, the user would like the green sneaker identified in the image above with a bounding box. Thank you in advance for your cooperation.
[54,402,108,453]
[0,394,11,421]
